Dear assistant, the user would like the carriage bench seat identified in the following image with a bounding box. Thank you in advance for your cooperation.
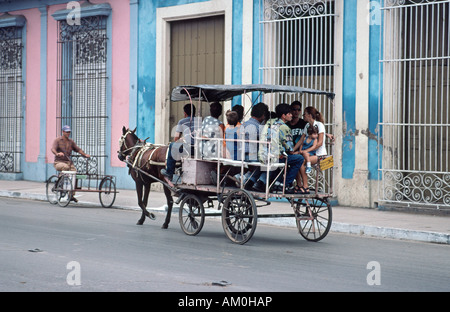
[206,157,249,168]
[203,157,286,170]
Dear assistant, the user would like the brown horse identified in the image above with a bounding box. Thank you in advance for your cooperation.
[118,126,174,228]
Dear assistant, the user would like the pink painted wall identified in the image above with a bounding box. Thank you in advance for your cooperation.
[10,9,41,163]
[46,0,130,168]
[46,4,65,165]
[100,0,130,168]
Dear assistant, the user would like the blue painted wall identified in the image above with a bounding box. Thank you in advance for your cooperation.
[342,0,357,179]
[137,0,215,141]
[342,0,382,181]
[252,0,261,85]
[368,0,382,180]
[231,0,242,106]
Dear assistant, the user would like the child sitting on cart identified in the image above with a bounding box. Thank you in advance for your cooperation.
[299,125,319,174]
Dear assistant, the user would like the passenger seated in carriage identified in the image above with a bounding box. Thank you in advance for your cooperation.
[292,106,330,194]
[200,102,225,159]
[224,110,241,160]
[251,104,304,193]
[299,125,319,174]
[230,102,268,190]
[231,104,244,124]
[161,103,198,180]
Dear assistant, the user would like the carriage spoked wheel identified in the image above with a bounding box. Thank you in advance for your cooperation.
[99,176,117,208]
[221,189,257,245]
[295,198,332,242]
[56,175,73,207]
[179,194,205,236]
[46,175,59,205]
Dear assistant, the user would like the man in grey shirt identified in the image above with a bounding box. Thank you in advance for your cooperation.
[161,104,198,180]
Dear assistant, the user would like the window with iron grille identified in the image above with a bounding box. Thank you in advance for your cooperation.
[259,0,337,193]
[259,0,335,121]
[379,0,450,209]
[56,16,108,175]
[0,26,23,173]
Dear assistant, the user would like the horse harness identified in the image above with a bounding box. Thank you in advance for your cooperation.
[119,130,167,181]
[131,143,166,169]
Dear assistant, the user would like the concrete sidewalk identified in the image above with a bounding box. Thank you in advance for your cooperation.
[0,179,449,244]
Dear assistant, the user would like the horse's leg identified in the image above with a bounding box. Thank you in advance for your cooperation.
[142,183,156,220]
[161,185,174,229]
[135,180,147,225]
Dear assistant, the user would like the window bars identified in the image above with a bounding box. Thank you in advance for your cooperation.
[0,26,23,173]
[259,0,336,128]
[259,0,336,193]
[379,0,450,209]
[56,16,108,175]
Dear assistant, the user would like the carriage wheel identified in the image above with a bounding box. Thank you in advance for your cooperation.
[46,175,59,205]
[221,189,257,245]
[295,198,332,242]
[57,176,73,207]
[179,194,205,236]
[99,177,116,208]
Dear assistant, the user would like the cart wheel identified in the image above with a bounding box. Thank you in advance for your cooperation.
[99,177,116,208]
[46,175,59,205]
[221,189,257,245]
[179,194,205,236]
[295,198,332,242]
[57,175,73,207]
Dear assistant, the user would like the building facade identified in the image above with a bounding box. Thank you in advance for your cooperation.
[1,0,449,211]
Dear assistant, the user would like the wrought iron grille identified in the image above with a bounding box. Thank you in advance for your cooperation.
[0,26,23,173]
[56,16,108,175]
[379,0,450,209]
[259,0,336,193]
[260,0,335,114]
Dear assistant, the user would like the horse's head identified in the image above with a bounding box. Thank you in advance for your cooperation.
[118,126,139,161]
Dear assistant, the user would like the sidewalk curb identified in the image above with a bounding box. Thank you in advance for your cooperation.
[254,216,450,245]
[0,191,48,202]
[330,222,450,245]
[1,191,449,245]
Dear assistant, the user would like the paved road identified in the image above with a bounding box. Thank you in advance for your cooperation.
[1,197,449,292]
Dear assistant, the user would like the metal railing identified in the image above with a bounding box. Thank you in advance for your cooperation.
[56,16,108,175]
[0,26,23,173]
[379,0,450,209]
[258,0,337,196]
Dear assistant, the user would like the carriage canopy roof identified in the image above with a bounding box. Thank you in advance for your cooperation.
[170,84,335,103]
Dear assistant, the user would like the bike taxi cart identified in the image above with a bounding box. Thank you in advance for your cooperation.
[172,84,334,245]
[46,156,117,208]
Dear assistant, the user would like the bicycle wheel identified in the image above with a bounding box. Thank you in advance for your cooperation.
[99,177,116,208]
[179,194,205,236]
[221,189,257,245]
[295,198,332,242]
[57,175,73,207]
[46,175,59,205]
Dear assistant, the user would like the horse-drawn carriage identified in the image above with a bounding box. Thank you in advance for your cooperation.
[119,84,335,245]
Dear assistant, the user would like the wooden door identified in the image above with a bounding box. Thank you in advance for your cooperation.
[169,15,224,135]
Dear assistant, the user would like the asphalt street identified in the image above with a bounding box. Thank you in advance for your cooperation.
[1,197,449,292]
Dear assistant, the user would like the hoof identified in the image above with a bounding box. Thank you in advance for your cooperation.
[149,213,156,220]
[161,223,168,229]
[136,220,144,225]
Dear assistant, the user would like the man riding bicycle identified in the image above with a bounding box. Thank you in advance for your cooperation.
[51,125,90,202]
